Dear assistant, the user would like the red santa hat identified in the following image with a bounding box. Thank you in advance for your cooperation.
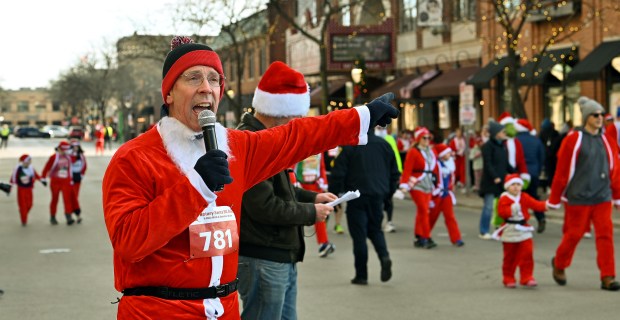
[19,154,31,163]
[498,112,515,125]
[413,127,432,142]
[252,61,310,117]
[57,140,71,151]
[514,118,534,133]
[434,143,452,158]
[70,139,80,146]
[504,173,523,189]
[605,113,613,121]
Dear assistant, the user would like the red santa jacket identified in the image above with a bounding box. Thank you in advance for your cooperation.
[102,107,370,319]
[504,138,530,181]
[495,191,547,242]
[41,153,73,183]
[604,122,620,156]
[548,130,620,208]
[400,146,440,191]
[295,153,328,192]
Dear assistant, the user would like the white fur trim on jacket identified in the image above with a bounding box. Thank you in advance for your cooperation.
[158,117,230,204]
[252,87,310,117]
[354,106,370,145]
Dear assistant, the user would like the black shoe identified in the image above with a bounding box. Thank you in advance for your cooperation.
[50,217,58,225]
[425,238,437,249]
[537,220,546,233]
[67,219,75,226]
[413,239,426,248]
[77,217,82,224]
[601,277,620,291]
[380,257,392,282]
[351,278,368,285]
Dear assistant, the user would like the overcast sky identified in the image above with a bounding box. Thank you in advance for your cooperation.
[0,0,192,90]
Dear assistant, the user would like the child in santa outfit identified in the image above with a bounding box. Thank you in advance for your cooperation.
[294,153,336,257]
[400,127,440,249]
[41,141,75,225]
[10,154,46,226]
[69,139,87,223]
[429,144,464,247]
[494,173,548,288]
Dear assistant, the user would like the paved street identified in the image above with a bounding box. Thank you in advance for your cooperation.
[1,138,619,319]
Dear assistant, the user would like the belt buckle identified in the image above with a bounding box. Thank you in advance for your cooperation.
[215,284,228,297]
[157,287,169,299]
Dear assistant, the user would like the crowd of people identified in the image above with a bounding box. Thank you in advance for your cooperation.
[3,139,88,227]
[4,35,619,317]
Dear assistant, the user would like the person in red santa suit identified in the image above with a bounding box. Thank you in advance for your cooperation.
[10,154,46,226]
[101,36,399,319]
[448,127,466,188]
[41,141,75,225]
[69,139,87,223]
[94,123,105,156]
[399,127,439,249]
[428,144,464,247]
[497,112,530,187]
[549,96,620,291]
[494,174,549,288]
[294,153,336,257]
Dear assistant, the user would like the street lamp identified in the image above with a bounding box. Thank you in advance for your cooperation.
[351,67,363,84]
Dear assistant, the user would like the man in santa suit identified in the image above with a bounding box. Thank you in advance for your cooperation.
[498,112,530,187]
[41,140,75,225]
[603,108,620,155]
[399,127,440,249]
[448,127,466,188]
[548,96,620,291]
[102,36,399,319]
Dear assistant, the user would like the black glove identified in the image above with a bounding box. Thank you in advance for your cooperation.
[0,182,11,195]
[367,92,399,127]
[194,149,233,192]
[40,180,48,187]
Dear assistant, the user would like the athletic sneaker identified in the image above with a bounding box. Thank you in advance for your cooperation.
[334,224,344,234]
[384,221,396,233]
[318,242,335,257]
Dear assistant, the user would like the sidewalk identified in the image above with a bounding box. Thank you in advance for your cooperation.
[451,188,620,228]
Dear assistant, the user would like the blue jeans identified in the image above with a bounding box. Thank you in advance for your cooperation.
[238,256,298,320]
[480,193,495,235]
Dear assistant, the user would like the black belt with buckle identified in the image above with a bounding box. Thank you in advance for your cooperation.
[122,279,238,300]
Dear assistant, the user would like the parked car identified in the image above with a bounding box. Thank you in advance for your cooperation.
[42,125,69,138]
[14,126,51,138]
[68,126,85,140]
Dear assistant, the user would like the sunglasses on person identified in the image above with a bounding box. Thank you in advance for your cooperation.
[590,113,604,118]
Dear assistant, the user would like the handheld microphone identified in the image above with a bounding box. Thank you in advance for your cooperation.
[198,109,223,191]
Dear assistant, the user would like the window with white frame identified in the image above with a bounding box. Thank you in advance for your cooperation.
[402,0,417,32]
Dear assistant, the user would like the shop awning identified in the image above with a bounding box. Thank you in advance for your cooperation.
[419,66,480,98]
[310,79,348,106]
[466,57,510,89]
[568,40,620,81]
[370,69,441,99]
[516,47,578,85]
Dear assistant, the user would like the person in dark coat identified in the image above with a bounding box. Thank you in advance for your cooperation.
[514,118,546,232]
[329,126,401,285]
[478,120,513,239]
[538,118,559,191]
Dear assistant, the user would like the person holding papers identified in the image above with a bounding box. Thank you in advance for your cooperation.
[329,123,401,285]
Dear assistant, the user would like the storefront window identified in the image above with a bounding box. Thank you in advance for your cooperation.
[547,83,581,129]
[401,102,419,130]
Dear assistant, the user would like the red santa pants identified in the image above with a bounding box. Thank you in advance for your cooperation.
[411,190,432,239]
[17,187,33,224]
[555,202,615,280]
[49,178,74,216]
[502,239,534,284]
[71,182,81,212]
[429,195,462,243]
[455,155,465,185]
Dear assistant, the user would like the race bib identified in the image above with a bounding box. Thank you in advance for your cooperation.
[20,174,31,185]
[189,206,238,259]
[57,167,68,179]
